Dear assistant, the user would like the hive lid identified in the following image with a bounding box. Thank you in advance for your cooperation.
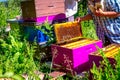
[54,21,82,44]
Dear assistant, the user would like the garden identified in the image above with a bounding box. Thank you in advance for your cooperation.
[0,0,120,80]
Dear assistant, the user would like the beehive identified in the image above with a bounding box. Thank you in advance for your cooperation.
[51,21,103,75]
[20,0,65,23]
[89,44,120,69]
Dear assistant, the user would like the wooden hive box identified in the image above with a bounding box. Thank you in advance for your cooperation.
[51,21,103,75]
[89,44,120,69]
[20,0,65,23]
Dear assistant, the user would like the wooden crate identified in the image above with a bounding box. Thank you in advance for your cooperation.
[21,0,65,23]
[51,21,103,75]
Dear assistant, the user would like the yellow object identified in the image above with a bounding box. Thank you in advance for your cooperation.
[105,48,119,57]
[69,40,96,49]
[88,5,95,12]
[54,21,82,44]
[93,44,120,58]
[88,2,103,12]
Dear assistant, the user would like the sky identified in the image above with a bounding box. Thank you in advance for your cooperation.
[0,0,7,2]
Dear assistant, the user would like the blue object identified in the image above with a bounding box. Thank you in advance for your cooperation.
[37,30,49,45]
[24,26,49,45]
[24,26,37,42]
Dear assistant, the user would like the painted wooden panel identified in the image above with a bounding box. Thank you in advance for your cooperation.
[89,44,119,69]
[36,8,65,17]
[34,0,64,4]
[51,39,103,75]
[20,0,65,22]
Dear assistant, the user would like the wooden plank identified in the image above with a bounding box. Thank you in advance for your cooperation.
[34,0,64,4]
[48,71,66,80]
[36,7,65,16]
[35,2,65,10]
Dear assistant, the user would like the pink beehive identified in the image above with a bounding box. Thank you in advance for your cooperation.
[20,0,65,23]
[51,22,103,75]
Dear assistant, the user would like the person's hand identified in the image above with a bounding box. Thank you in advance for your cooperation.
[94,8,104,16]
[16,15,22,20]
[75,17,82,23]
[75,0,81,2]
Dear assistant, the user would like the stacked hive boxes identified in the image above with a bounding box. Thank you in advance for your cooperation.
[11,0,66,44]
[21,0,65,23]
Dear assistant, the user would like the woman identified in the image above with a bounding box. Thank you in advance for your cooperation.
[76,0,120,46]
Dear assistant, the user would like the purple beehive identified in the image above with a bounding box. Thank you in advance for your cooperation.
[51,22,103,75]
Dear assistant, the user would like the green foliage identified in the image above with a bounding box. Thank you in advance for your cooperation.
[0,71,24,80]
[36,21,55,46]
[0,3,7,27]
[0,0,20,28]
[0,29,41,79]
[77,0,98,40]
[39,62,52,73]
[91,48,120,80]
[1,0,120,80]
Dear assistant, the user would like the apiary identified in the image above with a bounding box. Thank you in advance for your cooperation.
[89,44,120,69]
[51,21,103,75]
[20,0,65,23]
